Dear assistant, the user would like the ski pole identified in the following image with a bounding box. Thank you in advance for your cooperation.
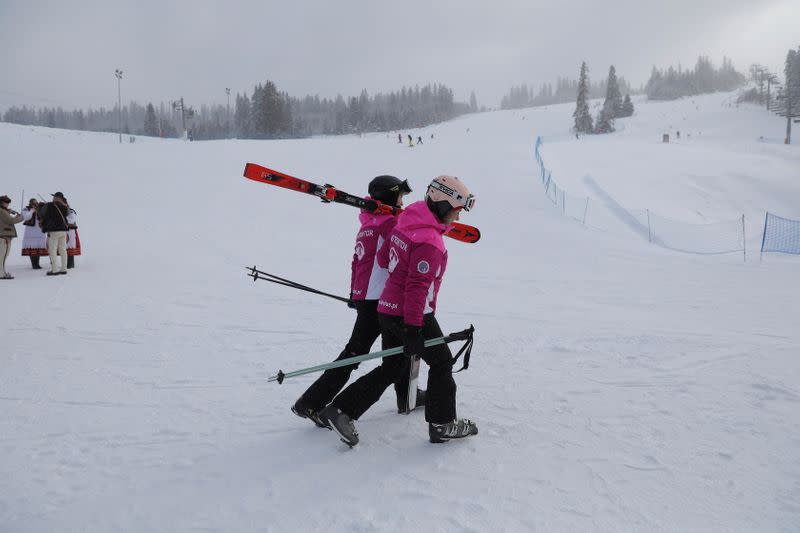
[268,325,474,384]
[246,266,353,305]
[252,273,351,303]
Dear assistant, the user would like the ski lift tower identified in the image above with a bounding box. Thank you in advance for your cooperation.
[171,97,195,139]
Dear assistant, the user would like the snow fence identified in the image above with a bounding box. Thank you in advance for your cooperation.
[760,212,800,257]
[534,136,747,259]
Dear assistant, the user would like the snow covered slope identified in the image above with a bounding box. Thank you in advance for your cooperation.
[1,92,798,532]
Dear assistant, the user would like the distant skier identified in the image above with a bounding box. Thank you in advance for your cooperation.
[417,136,423,145]
[291,175,423,427]
[320,176,479,445]
[398,133,402,144]
[408,134,414,147]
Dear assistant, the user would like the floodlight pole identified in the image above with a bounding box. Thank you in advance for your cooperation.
[114,69,123,144]
[226,87,231,137]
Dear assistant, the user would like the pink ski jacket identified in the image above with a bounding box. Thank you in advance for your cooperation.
[350,204,398,301]
[377,201,448,326]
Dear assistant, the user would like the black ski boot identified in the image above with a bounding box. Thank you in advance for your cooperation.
[291,399,329,429]
[319,405,359,447]
[429,419,478,443]
[397,389,427,414]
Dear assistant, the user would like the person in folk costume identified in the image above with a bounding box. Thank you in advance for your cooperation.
[60,195,81,269]
[0,195,24,279]
[292,176,426,428]
[320,176,479,446]
[21,199,47,269]
[39,192,70,275]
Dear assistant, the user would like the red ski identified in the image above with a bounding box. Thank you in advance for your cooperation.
[243,163,480,244]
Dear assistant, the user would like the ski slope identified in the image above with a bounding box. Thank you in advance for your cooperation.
[1,91,798,532]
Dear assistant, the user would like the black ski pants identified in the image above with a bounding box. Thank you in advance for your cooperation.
[332,313,456,424]
[297,300,410,411]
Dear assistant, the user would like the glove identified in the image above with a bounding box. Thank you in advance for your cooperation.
[347,300,357,309]
[403,324,425,359]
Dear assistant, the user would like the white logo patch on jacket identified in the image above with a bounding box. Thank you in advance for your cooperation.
[417,260,430,274]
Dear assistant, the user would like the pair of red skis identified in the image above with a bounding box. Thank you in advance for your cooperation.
[242,163,480,243]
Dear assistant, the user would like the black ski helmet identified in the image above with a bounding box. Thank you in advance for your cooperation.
[368,175,412,206]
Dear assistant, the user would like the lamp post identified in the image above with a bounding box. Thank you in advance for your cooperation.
[226,87,231,138]
[114,69,123,143]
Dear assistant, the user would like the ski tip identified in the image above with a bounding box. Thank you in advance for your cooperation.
[469,227,481,243]
[446,225,481,244]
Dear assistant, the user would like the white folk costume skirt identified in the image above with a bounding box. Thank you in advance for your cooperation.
[65,228,82,256]
[21,223,48,256]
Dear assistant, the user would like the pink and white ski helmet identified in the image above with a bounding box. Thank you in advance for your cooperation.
[425,175,475,213]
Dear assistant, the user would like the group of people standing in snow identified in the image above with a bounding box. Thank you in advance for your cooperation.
[397,132,432,146]
[291,174,478,446]
[0,192,80,279]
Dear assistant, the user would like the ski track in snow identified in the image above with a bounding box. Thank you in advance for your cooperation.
[1,91,799,532]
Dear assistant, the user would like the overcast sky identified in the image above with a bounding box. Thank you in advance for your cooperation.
[1,0,798,111]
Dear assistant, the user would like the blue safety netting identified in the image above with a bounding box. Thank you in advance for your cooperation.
[761,212,800,255]
[534,136,746,257]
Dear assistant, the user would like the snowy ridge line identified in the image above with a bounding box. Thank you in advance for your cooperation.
[534,136,747,259]
[760,212,800,257]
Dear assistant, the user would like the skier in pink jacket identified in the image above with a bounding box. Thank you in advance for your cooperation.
[292,175,424,427]
[321,175,478,445]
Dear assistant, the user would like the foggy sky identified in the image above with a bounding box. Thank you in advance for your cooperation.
[1,0,797,111]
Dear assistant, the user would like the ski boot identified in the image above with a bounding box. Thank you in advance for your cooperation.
[429,418,478,443]
[319,405,359,447]
[291,399,329,429]
[397,389,427,414]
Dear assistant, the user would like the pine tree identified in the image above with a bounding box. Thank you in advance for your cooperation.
[594,106,614,133]
[596,105,610,133]
[469,91,478,112]
[234,93,252,138]
[573,61,593,134]
[784,47,800,144]
[604,65,623,118]
[143,103,158,136]
[621,94,634,117]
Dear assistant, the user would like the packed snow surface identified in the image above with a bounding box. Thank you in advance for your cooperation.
[1,91,799,532]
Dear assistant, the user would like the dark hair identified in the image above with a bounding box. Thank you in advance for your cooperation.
[426,197,453,222]
[0,195,11,204]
